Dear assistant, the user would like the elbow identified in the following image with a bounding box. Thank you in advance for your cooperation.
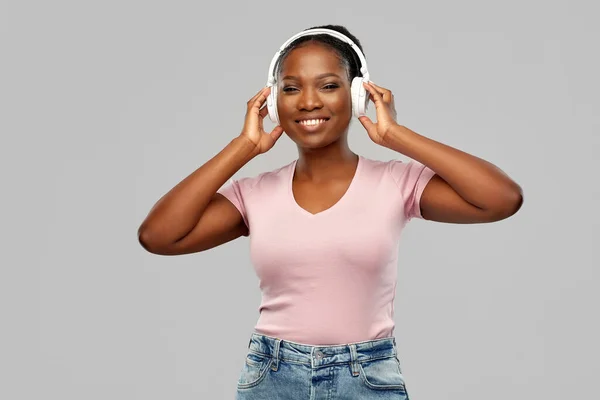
[490,186,524,221]
[138,228,156,253]
[137,227,185,255]
[137,227,167,255]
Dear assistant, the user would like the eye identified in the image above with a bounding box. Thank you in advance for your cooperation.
[282,86,298,93]
[323,83,339,90]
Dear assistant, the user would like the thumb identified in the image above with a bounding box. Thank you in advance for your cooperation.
[358,116,376,134]
[269,125,284,142]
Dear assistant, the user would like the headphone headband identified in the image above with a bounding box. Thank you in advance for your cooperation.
[266,28,370,86]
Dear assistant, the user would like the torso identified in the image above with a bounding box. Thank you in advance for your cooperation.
[216,154,436,345]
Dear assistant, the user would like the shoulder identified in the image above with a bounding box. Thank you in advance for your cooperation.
[358,154,411,179]
[225,160,295,195]
[359,155,435,189]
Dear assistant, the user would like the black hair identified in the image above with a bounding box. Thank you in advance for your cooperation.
[274,24,366,83]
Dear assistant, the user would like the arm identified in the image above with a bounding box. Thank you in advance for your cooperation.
[137,136,257,254]
[384,125,523,223]
[360,81,523,224]
[137,86,284,255]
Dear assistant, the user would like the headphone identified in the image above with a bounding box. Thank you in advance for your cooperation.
[265,28,371,125]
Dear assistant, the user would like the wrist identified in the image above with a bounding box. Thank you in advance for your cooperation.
[381,124,410,150]
[230,136,259,162]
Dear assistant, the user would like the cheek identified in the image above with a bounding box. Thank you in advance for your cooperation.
[331,96,352,119]
[276,94,291,112]
[333,88,353,111]
[275,97,294,131]
[275,96,296,124]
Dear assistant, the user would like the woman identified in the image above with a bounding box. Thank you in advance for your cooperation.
[138,24,523,399]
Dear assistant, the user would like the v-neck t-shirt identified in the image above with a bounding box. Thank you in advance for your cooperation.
[217,155,435,345]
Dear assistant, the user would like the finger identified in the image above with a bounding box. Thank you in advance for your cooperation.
[383,91,393,104]
[367,82,387,95]
[363,82,384,106]
[249,87,270,112]
[246,88,264,106]
[358,116,376,135]
[269,125,284,141]
[369,82,392,103]
[259,103,269,118]
[369,82,387,90]
[247,87,270,108]
[364,83,395,122]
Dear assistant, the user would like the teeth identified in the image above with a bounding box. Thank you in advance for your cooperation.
[299,118,327,126]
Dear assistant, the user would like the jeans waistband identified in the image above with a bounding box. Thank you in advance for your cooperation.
[247,332,398,371]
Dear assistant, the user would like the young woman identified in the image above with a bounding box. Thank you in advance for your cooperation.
[138,25,523,400]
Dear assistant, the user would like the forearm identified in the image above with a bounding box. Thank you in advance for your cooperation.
[138,136,257,244]
[383,125,523,212]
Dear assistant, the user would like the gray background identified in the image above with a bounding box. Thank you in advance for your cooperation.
[2,0,598,399]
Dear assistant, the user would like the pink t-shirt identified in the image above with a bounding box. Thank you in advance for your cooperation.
[218,155,435,346]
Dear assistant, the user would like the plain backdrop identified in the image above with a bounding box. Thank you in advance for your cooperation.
[1,0,598,399]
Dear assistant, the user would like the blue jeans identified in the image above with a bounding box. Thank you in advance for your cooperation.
[236,332,410,399]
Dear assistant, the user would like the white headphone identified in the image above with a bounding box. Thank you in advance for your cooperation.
[265,28,371,125]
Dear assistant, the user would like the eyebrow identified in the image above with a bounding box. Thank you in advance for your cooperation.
[281,72,342,81]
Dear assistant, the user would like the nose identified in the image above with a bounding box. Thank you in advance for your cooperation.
[297,87,323,111]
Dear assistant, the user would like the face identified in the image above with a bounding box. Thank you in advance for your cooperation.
[276,42,353,149]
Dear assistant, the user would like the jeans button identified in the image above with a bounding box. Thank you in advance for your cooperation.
[315,350,323,359]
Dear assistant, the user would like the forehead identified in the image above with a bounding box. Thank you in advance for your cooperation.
[279,42,345,76]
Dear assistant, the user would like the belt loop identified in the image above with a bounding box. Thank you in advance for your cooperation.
[349,344,359,377]
[271,338,281,371]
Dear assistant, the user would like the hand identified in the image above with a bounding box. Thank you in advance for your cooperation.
[358,82,399,147]
[239,87,284,155]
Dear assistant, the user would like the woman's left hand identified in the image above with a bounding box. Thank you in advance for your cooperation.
[358,81,399,147]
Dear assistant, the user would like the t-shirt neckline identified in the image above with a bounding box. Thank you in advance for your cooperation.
[288,155,363,217]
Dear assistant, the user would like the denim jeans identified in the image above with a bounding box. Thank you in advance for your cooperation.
[235,332,410,399]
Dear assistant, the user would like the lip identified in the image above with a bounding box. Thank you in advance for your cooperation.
[295,117,330,132]
[295,116,330,122]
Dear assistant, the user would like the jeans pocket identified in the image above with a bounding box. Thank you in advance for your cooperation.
[358,356,408,392]
[237,351,273,390]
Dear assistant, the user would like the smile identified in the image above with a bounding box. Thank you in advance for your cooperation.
[296,118,330,131]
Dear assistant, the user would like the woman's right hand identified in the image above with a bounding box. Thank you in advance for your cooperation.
[239,86,284,155]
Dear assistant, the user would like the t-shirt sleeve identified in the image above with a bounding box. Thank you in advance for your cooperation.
[388,159,436,221]
[217,178,251,235]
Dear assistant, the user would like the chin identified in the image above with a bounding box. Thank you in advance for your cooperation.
[286,132,342,149]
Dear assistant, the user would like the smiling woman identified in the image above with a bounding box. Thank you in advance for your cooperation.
[137,24,523,400]
[276,42,352,145]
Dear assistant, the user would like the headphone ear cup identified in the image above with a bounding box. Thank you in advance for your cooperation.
[267,85,279,124]
[351,77,369,118]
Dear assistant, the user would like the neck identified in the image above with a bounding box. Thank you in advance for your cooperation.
[294,139,358,182]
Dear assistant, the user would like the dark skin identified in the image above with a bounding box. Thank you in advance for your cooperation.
[137,41,523,256]
[276,42,360,215]
[276,42,523,221]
